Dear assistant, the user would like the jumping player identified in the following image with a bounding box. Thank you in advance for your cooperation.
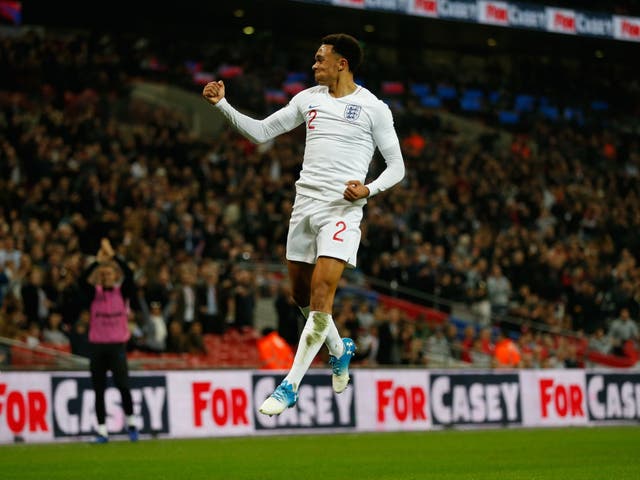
[202,33,405,415]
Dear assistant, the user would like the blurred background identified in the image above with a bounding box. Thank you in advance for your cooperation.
[1,0,639,371]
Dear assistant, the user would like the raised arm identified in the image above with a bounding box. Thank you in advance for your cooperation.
[113,255,135,300]
[79,260,99,301]
[202,80,304,144]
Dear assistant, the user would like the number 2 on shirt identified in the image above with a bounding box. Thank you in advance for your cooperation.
[307,109,317,129]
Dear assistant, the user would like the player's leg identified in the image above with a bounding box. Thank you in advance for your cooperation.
[259,257,345,416]
[284,195,316,319]
[288,259,313,312]
[90,344,109,442]
[110,343,138,441]
[314,206,362,393]
[259,197,356,415]
[285,256,346,387]
[259,196,316,416]
[308,256,344,315]
[310,257,356,393]
[289,259,343,357]
[291,204,360,394]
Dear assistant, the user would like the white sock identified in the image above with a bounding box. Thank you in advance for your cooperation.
[284,311,332,390]
[300,305,343,357]
[127,415,136,428]
[325,317,345,358]
[97,424,108,437]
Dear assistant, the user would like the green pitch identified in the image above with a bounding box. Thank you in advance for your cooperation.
[1,426,638,480]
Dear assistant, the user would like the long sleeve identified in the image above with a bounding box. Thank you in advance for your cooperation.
[365,141,405,197]
[366,105,405,196]
[113,256,136,301]
[79,261,99,303]
[214,98,304,144]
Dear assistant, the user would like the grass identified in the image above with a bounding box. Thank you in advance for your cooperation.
[0,426,638,480]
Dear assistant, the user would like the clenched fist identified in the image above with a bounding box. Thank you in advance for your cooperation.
[202,80,225,105]
[343,180,370,202]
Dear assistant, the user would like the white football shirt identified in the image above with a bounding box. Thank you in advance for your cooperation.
[215,84,405,201]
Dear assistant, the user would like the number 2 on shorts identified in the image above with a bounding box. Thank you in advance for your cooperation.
[333,221,346,242]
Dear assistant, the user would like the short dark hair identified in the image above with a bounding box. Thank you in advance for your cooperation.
[321,33,363,73]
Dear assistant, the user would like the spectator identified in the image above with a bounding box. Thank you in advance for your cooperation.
[487,264,512,321]
[376,307,403,365]
[185,321,207,355]
[444,322,462,360]
[354,325,380,366]
[141,301,168,353]
[42,310,70,346]
[423,325,452,366]
[470,282,492,327]
[144,264,174,312]
[20,267,54,328]
[171,264,200,332]
[588,326,612,355]
[399,321,421,365]
[228,267,256,329]
[24,322,41,348]
[68,311,91,358]
[494,329,521,368]
[471,338,493,369]
[0,236,21,270]
[0,263,9,306]
[166,319,189,354]
[175,213,204,258]
[563,342,580,368]
[608,307,639,356]
[355,301,376,330]
[257,327,294,370]
[477,327,494,356]
[197,261,223,334]
[460,325,476,363]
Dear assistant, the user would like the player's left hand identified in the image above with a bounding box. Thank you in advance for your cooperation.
[343,180,370,202]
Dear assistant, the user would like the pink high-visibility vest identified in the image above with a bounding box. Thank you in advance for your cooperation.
[89,285,130,344]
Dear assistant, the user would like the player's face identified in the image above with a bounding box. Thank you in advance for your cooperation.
[98,265,117,287]
[312,44,344,85]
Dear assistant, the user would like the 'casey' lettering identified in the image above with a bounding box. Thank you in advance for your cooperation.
[253,375,354,429]
[52,377,167,436]
[431,375,520,425]
[587,375,640,420]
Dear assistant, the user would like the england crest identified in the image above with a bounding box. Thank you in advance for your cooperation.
[344,104,361,122]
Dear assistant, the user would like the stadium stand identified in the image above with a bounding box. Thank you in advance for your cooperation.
[1,1,639,371]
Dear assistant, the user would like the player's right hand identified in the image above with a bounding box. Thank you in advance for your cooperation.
[202,80,225,105]
[101,238,115,257]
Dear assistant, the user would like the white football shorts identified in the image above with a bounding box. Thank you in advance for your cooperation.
[286,194,364,268]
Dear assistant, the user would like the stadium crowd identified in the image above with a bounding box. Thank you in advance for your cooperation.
[0,27,639,369]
